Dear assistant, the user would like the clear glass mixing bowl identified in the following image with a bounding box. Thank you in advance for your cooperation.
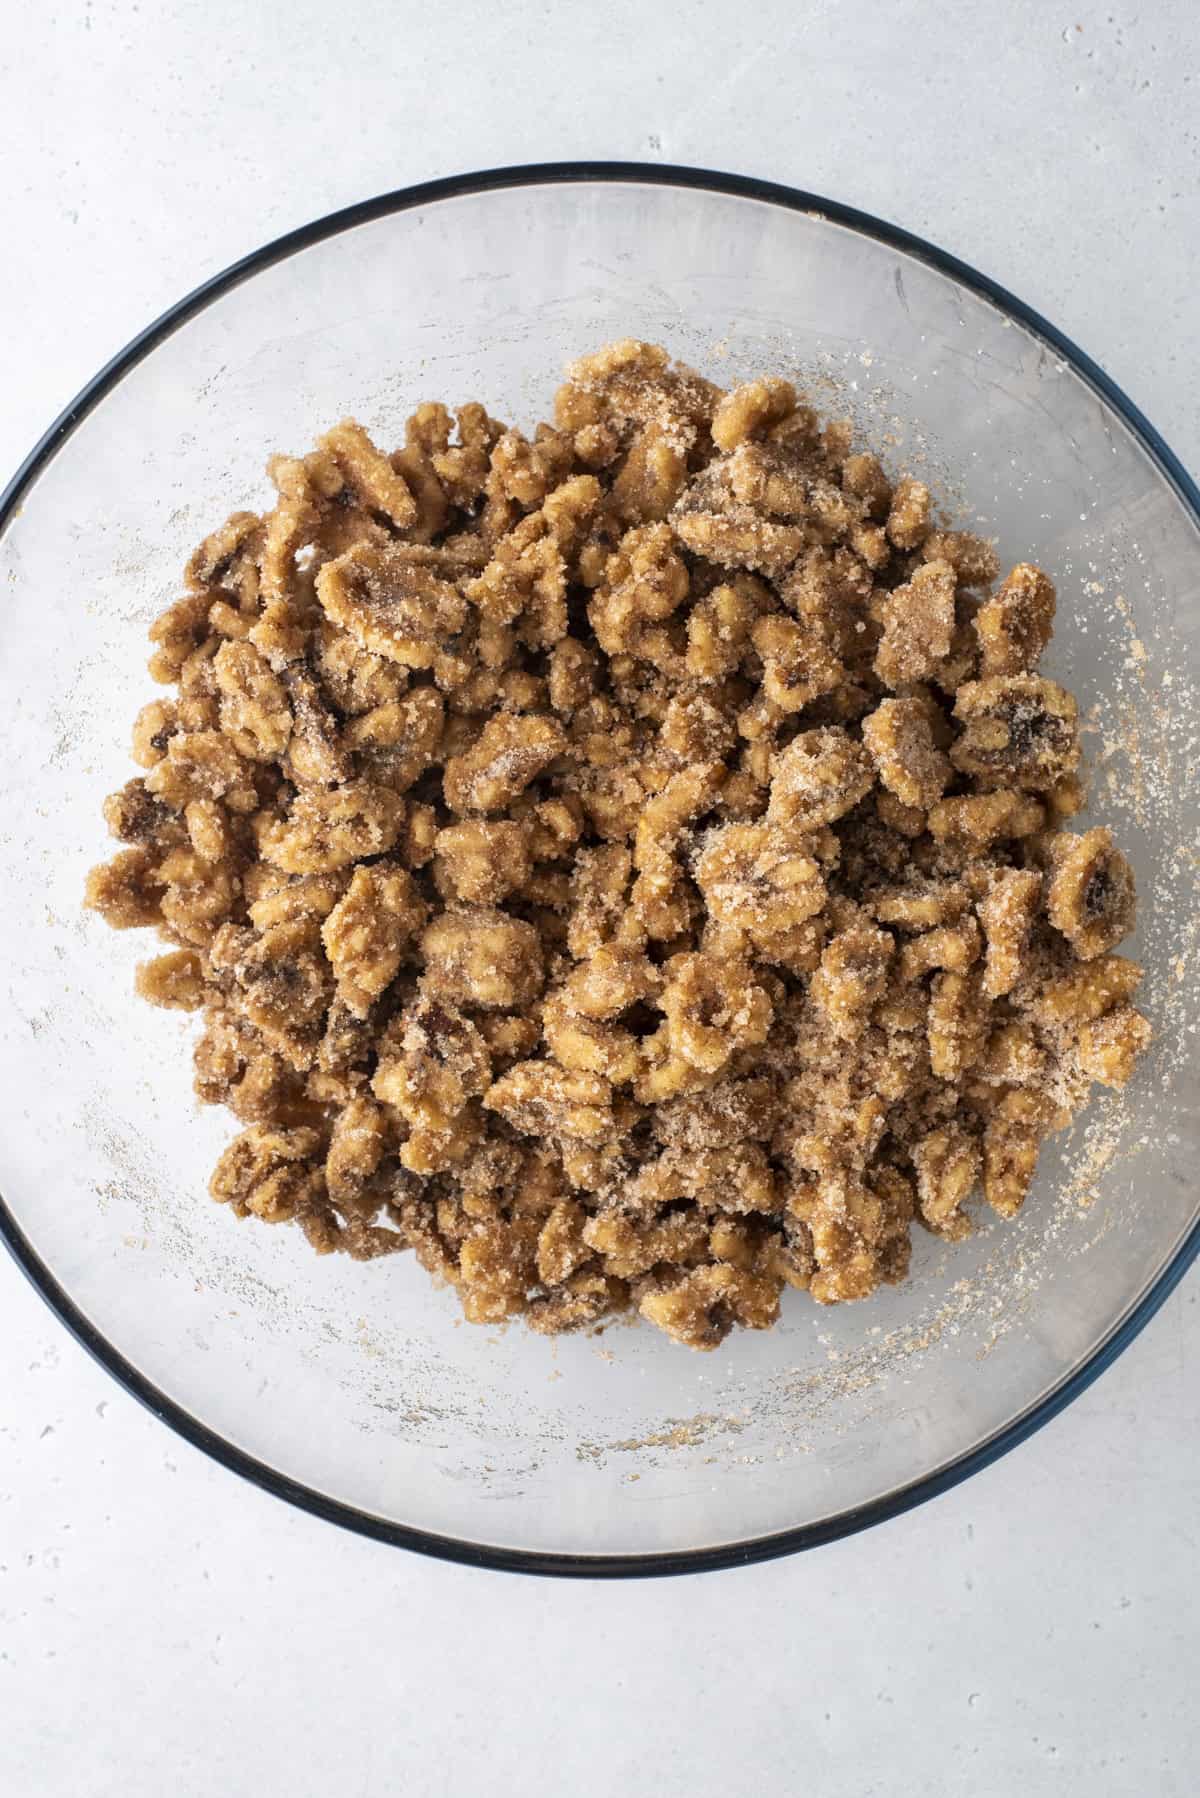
[2,165,1197,1576]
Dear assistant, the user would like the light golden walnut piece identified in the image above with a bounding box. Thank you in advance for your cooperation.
[975,563,1056,677]
[913,1123,981,1239]
[373,996,492,1128]
[316,541,467,667]
[874,559,956,688]
[862,697,952,809]
[976,868,1042,997]
[87,336,1152,1349]
[421,908,544,1009]
[1076,1006,1152,1087]
[951,674,1080,791]
[442,711,566,814]
[768,727,873,829]
[659,951,773,1075]
[263,783,404,874]
[694,821,826,945]
[321,864,428,1017]
[1044,827,1137,960]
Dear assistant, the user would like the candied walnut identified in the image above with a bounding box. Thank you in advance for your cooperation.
[457,1215,541,1322]
[548,637,599,716]
[1045,772,1086,824]
[313,621,406,716]
[951,674,1079,791]
[186,510,262,601]
[317,541,466,667]
[842,451,892,517]
[727,442,815,521]
[913,1124,980,1239]
[694,821,825,944]
[655,1076,778,1153]
[344,685,445,796]
[862,697,951,810]
[145,730,260,814]
[1044,827,1136,960]
[975,563,1056,677]
[262,783,403,873]
[374,997,492,1128]
[928,969,989,1080]
[871,877,968,932]
[131,698,179,768]
[467,504,575,648]
[421,908,543,1009]
[921,530,999,587]
[442,711,566,814]
[212,919,331,1069]
[659,951,772,1076]
[588,521,689,662]
[484,1060,613,1141]
[401,1103,484,1177]
[927,789,1045,847]
[325,1095,387,1205]
[583,1207,710,1279]
[977,868,1042,997]
[672,464,807,579]
[280,666,350,787]
[319,418,418,529]
[768,727,873,829]
[685,578,763,681]
[321,864,427,1017]
[433,819,532,905]
[979,1020,1048,1088]
[875,790,927,838]
[135,949,205,1010]
[1026,955,1143,1028]
[1077,1006,1152,1088]
[213,640,292,761]
[526,1268,629,1334]
[148,592,212,685]
[157,846,240,946]
[811,925,893,1036]
[874,559,956,688]
[555,339,716,447]
[610,425,689,524]
[638,1262,781,1349]
[660,691,737,764]
[885,476,932,550]
[981,1088,1056,1217]
[248,870,347,932]
[752,612,843,712]
[567,844,633,958]
[899,914,981,980]
[476,1013,541,1068]
[536,1199,592,1285]
[711,377,797,452]
[101,777,176,848]
[563,942,659,1021]
[210,1125,325,1225]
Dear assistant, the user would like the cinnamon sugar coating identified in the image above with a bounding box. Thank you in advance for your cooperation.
[85,344,1150,1349]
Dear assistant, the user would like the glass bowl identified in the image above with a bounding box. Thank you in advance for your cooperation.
[2,164,1197,1578]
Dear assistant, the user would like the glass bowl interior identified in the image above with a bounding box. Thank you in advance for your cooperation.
[1,169,1198,1574]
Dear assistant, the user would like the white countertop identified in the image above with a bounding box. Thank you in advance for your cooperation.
[2,3,1197,1792]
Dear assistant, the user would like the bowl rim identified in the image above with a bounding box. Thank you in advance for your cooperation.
[2,159,1198,1580]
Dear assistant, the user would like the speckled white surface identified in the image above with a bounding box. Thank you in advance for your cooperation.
[2,3,1198,1793]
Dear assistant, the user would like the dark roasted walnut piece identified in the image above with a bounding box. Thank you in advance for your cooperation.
[84,342,1151,1349]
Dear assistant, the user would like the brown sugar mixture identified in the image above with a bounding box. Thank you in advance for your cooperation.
[85,341,1152,1349]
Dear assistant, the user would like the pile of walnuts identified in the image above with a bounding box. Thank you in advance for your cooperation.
[86,341,1150,1349]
